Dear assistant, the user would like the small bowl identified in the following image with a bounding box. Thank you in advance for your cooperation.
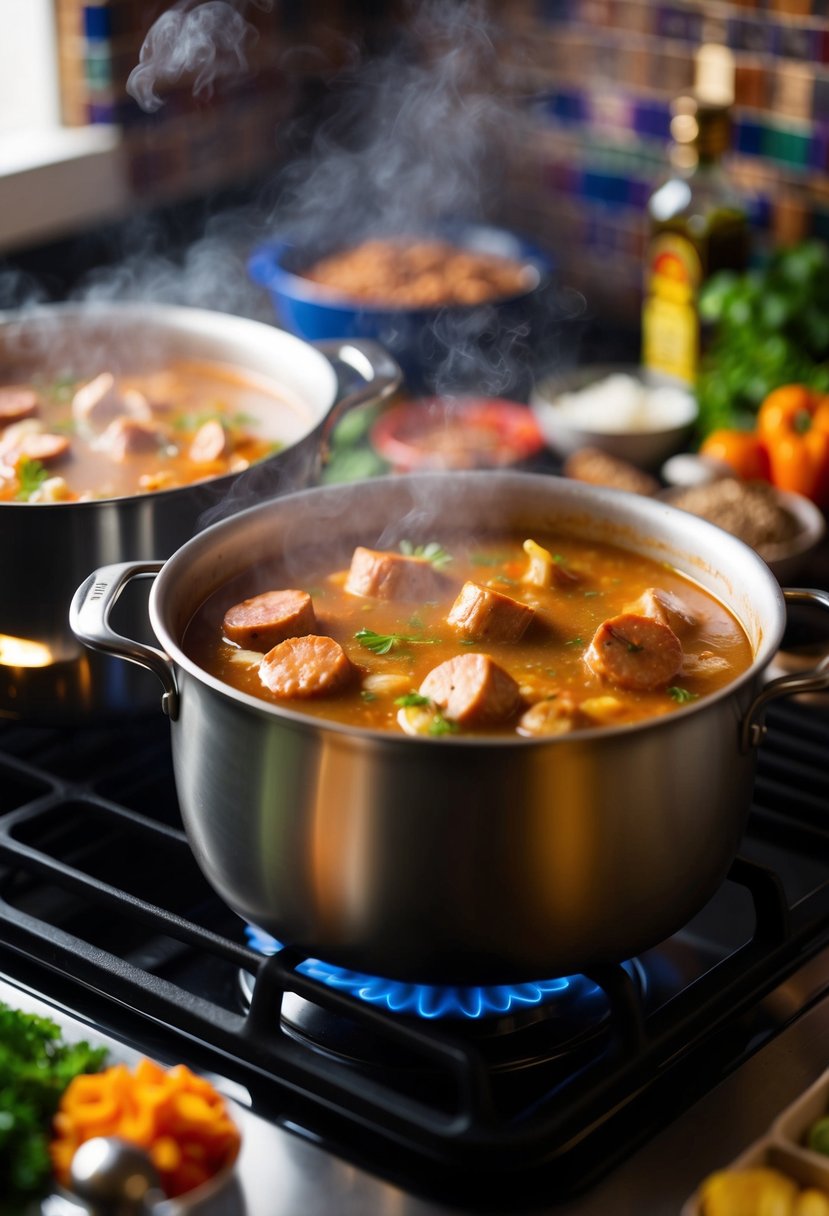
[248,223,555,393]
[662,480,826,583]
[370,395,545,471]
[530,364,698,470]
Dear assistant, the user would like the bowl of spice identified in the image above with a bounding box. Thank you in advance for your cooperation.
[663,478,825,583]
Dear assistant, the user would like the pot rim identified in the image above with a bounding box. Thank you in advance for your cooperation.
[0,300,338,510]
[148,470,788,746]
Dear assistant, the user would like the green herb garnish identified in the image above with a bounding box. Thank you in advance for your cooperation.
[627,642,645,654]
[355,628,437,655]
[429,712,458,736]
[668,686,699,703]
[14,459,49,502]
[565,636,584,647]
[360,690,378,702]
[395,692,430,707]
[0,1001,108,1209]
[399,540,453,569]
[470,553,506,567]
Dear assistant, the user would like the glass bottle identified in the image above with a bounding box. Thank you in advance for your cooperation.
[641,94,749,385]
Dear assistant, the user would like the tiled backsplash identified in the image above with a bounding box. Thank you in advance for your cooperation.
[502,0,829,318]
[50,2,829,324]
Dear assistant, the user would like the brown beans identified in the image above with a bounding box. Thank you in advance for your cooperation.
[584,613,683,692]
[223,589,317,651]
[259,635,354,698]
[419,653,522,726]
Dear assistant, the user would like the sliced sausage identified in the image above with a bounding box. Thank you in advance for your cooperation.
[345,546,448,601]
[0,387,39,426]
[419,653,522,726]
[447,581,534,643]
[223,589,317,651]
[189,419,230,464]
[16,432,71,465]
[259,635,354,698]
[98,417,163,461]
[628,587,698,636]
[584,612,683,692]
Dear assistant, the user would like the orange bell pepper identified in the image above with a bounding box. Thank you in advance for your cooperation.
[699,428,771,482]
[757,384,829,507]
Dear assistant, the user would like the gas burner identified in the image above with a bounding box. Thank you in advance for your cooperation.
[238,925,647,1073]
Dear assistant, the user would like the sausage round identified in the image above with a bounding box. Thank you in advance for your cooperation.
[419,653,522,726]
[223,589,317,651]
[0,388,39,425]
[584,612,682,692]
[259,635,354,698]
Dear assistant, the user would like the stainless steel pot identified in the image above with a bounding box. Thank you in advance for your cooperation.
[70,472,829,985]
[0,302,399,723]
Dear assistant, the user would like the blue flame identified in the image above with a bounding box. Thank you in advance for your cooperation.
[245,924,610,1021]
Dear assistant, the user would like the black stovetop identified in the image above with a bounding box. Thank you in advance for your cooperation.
[1,699,828,1210]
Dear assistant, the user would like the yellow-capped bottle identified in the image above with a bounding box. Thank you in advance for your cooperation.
[641,90,749,385]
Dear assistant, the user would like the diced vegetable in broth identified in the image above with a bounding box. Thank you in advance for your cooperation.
[182,530,755,737]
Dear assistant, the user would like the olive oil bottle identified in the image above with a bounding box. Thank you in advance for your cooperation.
[641,91,749,385]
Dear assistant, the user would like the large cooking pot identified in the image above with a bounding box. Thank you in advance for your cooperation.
[70,472,829,985]
[0,303,399,723]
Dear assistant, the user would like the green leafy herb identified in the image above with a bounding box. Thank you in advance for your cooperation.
[583,590,600,598]
[399,540,453,569]
[0,1001,108,1210]
[394,692,430,707]
[697,240,829,435]
[627,642,644,654]
[360,690,378,702]
[494,575,518,587]
[14,459,49,502]
[470,553,506,567]
[429,712,458,736]
[355,628,437,655]
[668,686,699,703]
[565,636,584,647]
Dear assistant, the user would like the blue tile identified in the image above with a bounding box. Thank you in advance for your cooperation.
[83,5,111,40]
[733,117,764,156]
[633,98,671,139]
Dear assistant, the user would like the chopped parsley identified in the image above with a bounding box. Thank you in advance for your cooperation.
[14,459,49,502]
[399,540,453,569]
[429,712,458,736]
[668,686,699,704]
[395,692,430,708]
[627,642,645,654]
[470,553,505,567]
[360,690,378,702]
[565,636,584,647]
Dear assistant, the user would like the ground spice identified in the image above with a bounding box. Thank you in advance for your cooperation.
[668,478,801,552]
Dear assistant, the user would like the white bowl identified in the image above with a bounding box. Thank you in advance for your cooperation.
[530,364,698,470]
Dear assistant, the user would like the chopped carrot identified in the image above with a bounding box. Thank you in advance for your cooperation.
[50,1059,240,1198]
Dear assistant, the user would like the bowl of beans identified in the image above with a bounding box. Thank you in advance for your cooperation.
[248,223,555,392]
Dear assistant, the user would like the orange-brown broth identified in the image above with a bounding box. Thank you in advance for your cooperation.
[0,359,309,503]
[183,532,755,736]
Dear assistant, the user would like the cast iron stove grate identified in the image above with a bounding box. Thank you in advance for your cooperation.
[0,701,828,1206]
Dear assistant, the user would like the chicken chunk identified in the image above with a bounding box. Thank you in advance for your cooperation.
[627,587,698,637]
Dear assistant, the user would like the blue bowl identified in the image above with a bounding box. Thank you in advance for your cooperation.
[248,224,556,395]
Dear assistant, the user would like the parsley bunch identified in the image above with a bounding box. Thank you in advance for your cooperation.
[0,1002,107,1210]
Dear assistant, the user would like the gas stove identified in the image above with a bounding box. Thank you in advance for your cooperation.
[1,697,829,1214]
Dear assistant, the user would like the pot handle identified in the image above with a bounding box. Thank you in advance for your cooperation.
[741,587,829,750]
[313,338,401,449]
[69,562,179,720]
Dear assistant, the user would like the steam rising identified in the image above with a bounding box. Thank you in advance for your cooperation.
[127,0,273,113]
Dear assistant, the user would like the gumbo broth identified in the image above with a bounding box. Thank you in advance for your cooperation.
[183,529,754,738]
[0,359,309,503]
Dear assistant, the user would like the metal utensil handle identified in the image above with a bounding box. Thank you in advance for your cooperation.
[69,562,179,719]
[313,338,401,447]
[741,587,829,750]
